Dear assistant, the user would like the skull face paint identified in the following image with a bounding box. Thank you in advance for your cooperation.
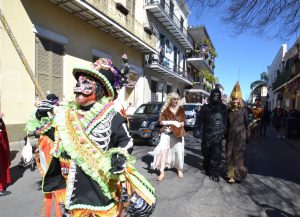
[74,75,96,95]
[74,75,97,106]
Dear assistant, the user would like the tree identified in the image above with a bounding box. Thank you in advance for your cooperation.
[186,0,300,39]
[250,71,268,96]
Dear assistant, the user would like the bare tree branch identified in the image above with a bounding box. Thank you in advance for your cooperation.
[188,0,300,39]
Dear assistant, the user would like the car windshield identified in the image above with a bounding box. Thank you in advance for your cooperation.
[183,105,199,111]
[134,104,162,115]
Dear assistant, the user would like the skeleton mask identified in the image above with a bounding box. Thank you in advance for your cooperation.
[73,75,96,95]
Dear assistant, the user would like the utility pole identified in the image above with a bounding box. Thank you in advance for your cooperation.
[0,8,45,99]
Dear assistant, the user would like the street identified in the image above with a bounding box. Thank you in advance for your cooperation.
[1,129,300,217]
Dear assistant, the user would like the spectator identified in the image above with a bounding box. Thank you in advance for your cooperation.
[151,92,186,181]
[260,105,270,136]
[272,106,284,138]
[0,112,11,196]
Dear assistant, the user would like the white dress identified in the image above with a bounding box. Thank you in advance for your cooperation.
[151,132,185,171]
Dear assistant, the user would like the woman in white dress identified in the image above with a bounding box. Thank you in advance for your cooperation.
[151,92,186,181]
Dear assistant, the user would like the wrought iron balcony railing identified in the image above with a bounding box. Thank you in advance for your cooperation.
[272,61,300,91]
[86,0,157,49]
[145,0,193,48]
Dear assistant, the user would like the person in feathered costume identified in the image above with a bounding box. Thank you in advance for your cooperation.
[27,55,156,217]
[226,82,249,183]
[0,112,11,196]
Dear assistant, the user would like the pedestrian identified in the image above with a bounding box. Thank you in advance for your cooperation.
[27,57,156,216]
[126,102,136,115]
[27,93,63,217]
[226,82,249,183]
[151,92,186,181]
[194,88,228,182]
[260,104,270,136]
[0,112,11,196]
[272,106,284,138]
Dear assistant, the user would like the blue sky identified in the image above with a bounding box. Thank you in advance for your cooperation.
[188,6,298,100]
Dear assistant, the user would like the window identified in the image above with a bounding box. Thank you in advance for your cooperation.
[151,80,157,93]
[36,36,63,99]
[180,16,184,31]
[167,85,172,93]
[170,1,174,19]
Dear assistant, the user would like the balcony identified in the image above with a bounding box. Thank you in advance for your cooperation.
[272,65,300,92]
[49,0,157,53]
[186,50,215,74]
[145,0,193,49]
[145,54,192,85]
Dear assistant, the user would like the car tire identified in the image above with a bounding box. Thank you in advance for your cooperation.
[149,130,161,146]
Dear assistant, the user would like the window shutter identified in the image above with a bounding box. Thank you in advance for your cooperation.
[36,37,64,99]
[36,37,50,96]
[51,42,63,99]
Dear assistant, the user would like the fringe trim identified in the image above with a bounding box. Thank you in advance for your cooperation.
[69,203,121,217]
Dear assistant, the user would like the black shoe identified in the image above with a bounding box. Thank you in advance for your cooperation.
[0,190,11,196]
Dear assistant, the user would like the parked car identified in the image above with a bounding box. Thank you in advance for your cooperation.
[127,102,163,146]
[183,103,202,128]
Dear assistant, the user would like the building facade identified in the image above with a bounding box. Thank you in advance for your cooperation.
[184,26,216,104]
[143,0,193,103]
[0,0,158,141]
[272,38,300,111]
[267,44,287,110]
[0,0,198,141]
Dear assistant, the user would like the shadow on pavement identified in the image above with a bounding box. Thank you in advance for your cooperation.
[9,150,19,162]
[9,165,28,185]
[247,201,298,217]
[246,133,300,185]
[184,152,202,170]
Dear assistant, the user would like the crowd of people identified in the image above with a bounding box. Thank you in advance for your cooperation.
[1,55,298,216]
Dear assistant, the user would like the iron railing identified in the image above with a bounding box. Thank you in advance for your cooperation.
[86,0,157,49]
[145,0,193,45]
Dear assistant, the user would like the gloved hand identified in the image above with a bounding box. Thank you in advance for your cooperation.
[126,195,156,217]
[110,153,126,174]
[35,100,54,120]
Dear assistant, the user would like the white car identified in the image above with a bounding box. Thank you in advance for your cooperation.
[183,103,202,128]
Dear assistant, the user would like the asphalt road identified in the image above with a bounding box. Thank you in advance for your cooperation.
[1,129,300,217]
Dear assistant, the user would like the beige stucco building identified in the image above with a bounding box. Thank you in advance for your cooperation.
[1,0,198,142]
[0,0,158,141]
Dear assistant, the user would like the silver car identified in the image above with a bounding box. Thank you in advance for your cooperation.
[183,103,202,128]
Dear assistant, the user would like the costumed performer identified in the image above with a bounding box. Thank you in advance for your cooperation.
[27,56,156,217]
[151,92,185,181]
[194,88,228,182]
[226,82,249,183]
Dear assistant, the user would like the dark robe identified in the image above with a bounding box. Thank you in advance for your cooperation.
[0,118,11,191]
[226,107,249,182]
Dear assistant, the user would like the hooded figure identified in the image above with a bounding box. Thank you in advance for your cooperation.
[27,57,156,217]
[226,82,249,183]
[195,88,228,182]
